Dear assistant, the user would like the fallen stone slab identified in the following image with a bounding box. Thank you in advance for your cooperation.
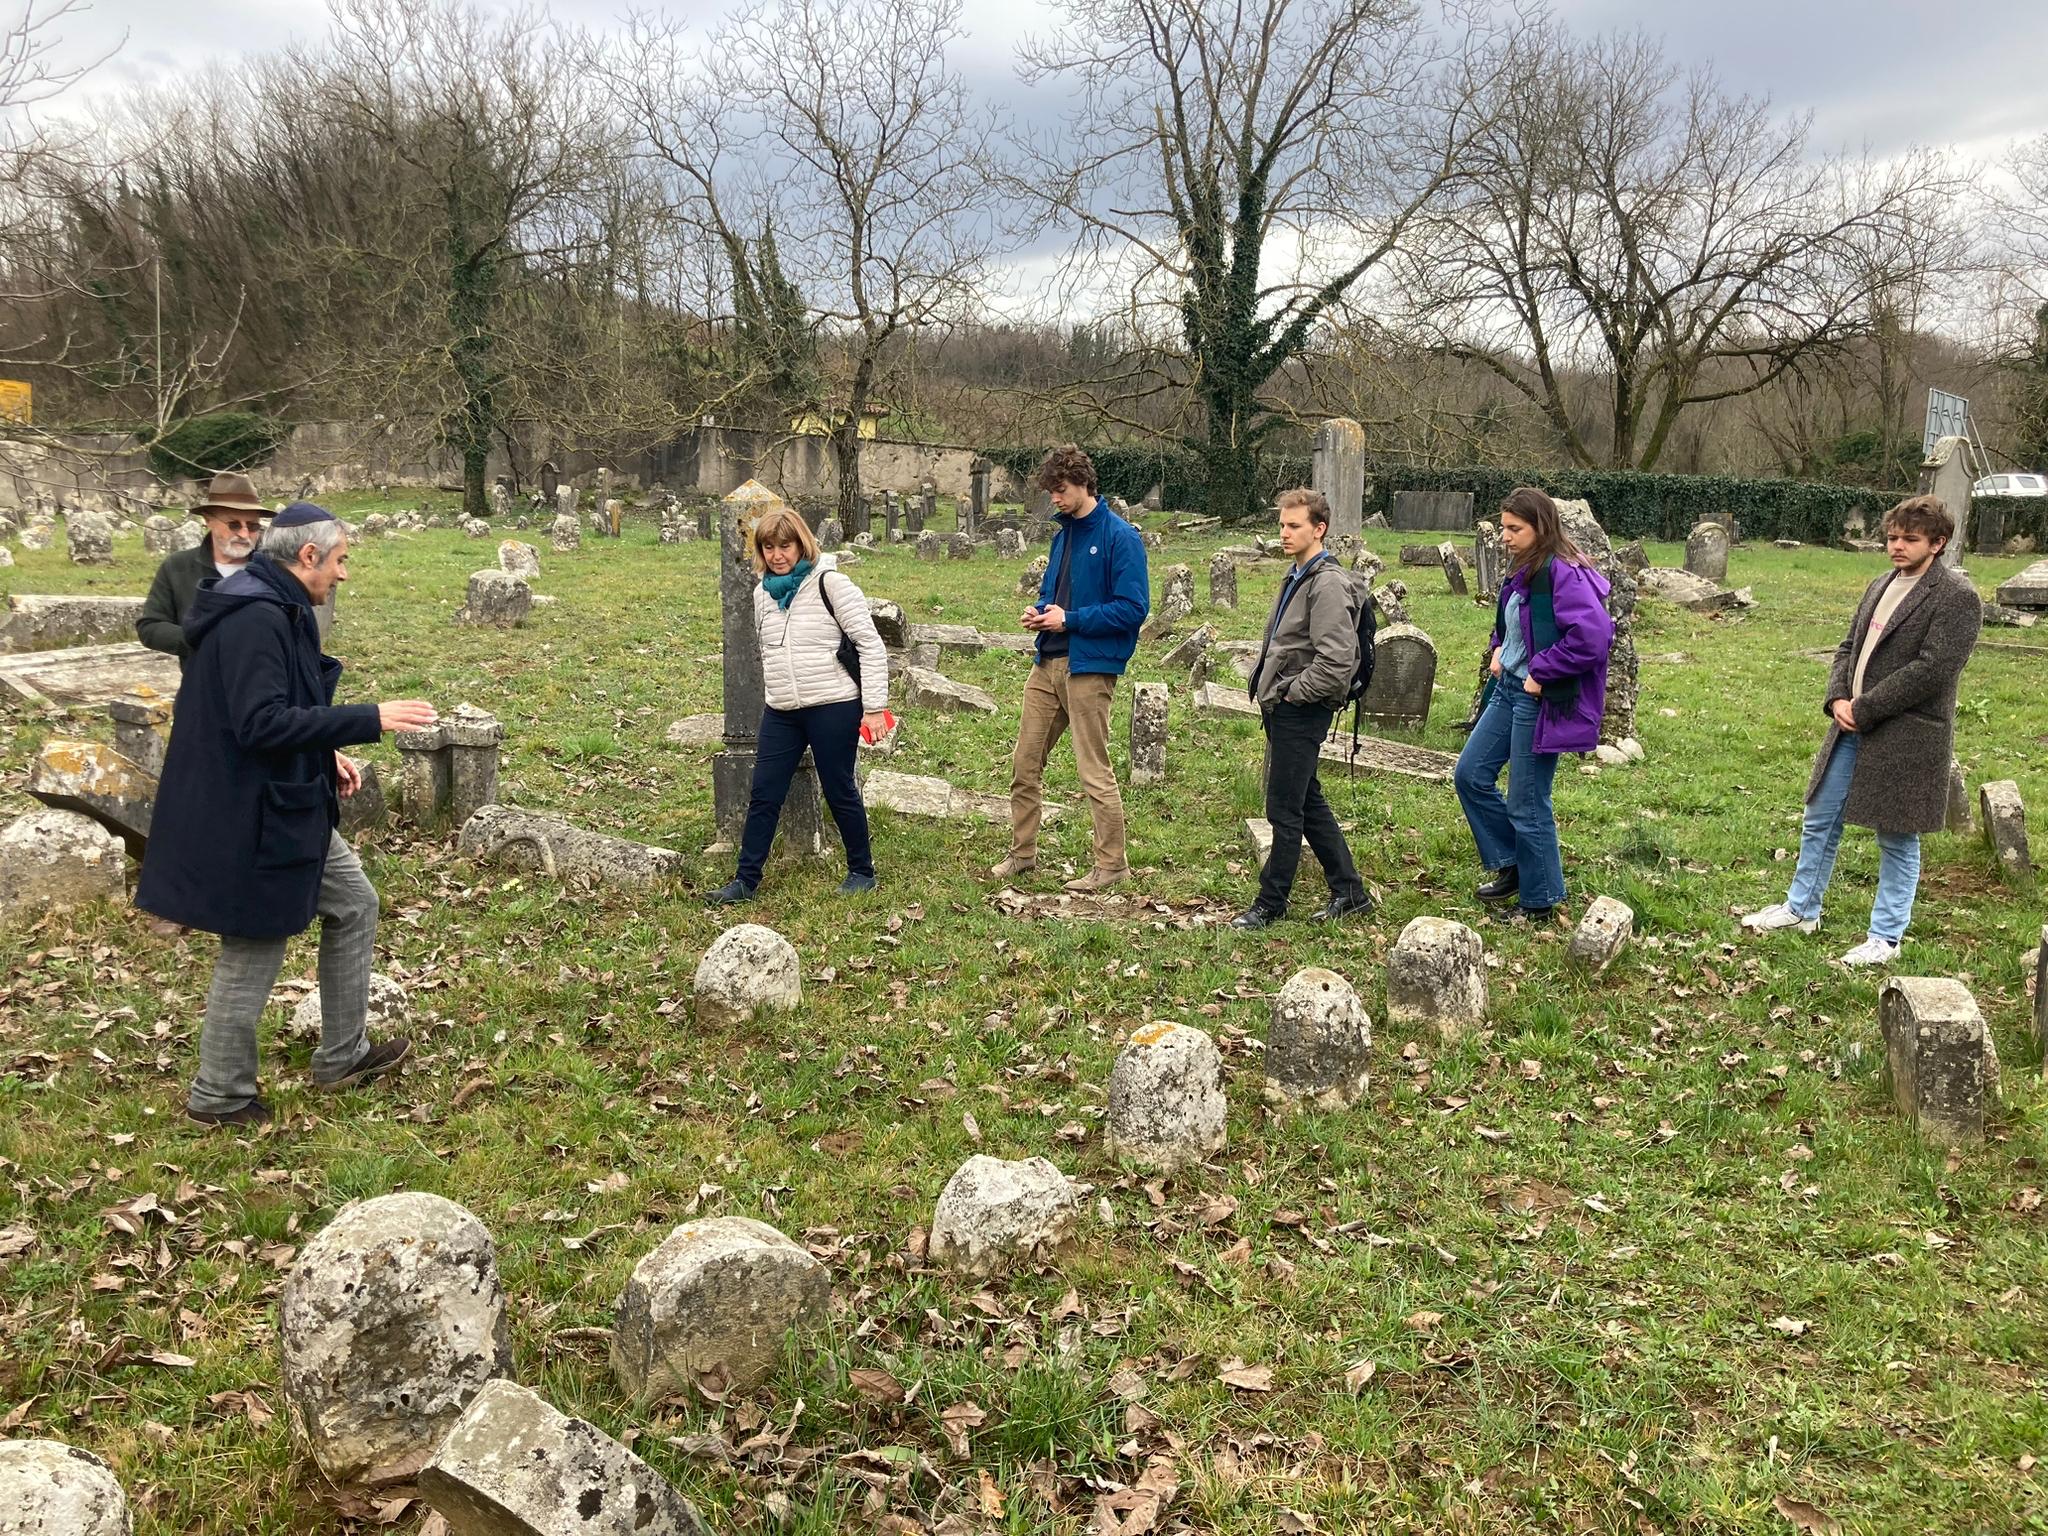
[694,923,801,1029]
[901,666,997,715]
[930,1155,1083,1278]
[1567,896,1634,976]
[1317,733,1459,784]
[281,1192,514,1489]
[1994,558,2048,611]
[1386,917,1488,1042]
[27,739,155,856]
[863,769,1064,827]
[611,1216,829,1400]
[1880,977,2000,1146]
[0,642,183,710]
[0,594,147,654]
[1192,682,1260,720]
[1979,780,2032,879]
[0,807,126,921]
[458,805,684,887]
[0,1439,131,1535]
[1637,567,1738,612]
[664,715,724,748]
[1982,603,2038,628]
[1106,1020,1226,1171]
[291,971,410,1044]
[907,622,985,655]
[1160,623,1215,672]
[421,1378,711,1536]
[1264,967,1372,1110]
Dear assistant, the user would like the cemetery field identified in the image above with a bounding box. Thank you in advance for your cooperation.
[2,497,2046,1536]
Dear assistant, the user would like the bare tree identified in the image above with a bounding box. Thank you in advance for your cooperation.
[1399,23,1963,471]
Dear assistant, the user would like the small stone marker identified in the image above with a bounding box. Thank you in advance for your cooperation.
[554,484,575,523]
[694,923,800,1028]
[1567,896,1634,976]
[1106,1020,1226,1171]
[292,971,410,1043]
[1371,578,1409,626]
[816,516,844,550]
[108,686,172,777]
[1020,552,1049,596]
[929,1155,1082,1278]
[0,807,126,920]
[549,513,580,552]
[1880,977,2000,1146]
[280,1192,514,1489]
[1684,522,1730,582]
[2033,924,2048,1059]
[454,570,532,627]
[1141,584,1193,641]
[421,1379,711,1536]
[142,513,181,553]
[0,1439,131,1535]
[498,540,541,579]
[1473,520,1504,602]
[1358,623,1436,731]
[901,666,997,715]
[915,529,942,561]
[396,705,503,827]
[611,1216,829,1399]
[1945,759,1972,833]
[1208,551,1238,608]
[947,531,974,560]
[458,805,683,886]
[1127,682,1169,785]
[1439,542,1468,596]
[1264,967,1372,1110]
[1160,623,1214,672]
[1979,780,2032,878]
[1386,917,1487,1041]
[995,527,1025,558]
[461,516,491,539]
[65,511,113,565]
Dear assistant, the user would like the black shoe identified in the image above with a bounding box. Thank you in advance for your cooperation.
[838,873,877,894]
[1515,905,1557,924]
[1315,890,1375,922]
[187,1098,273,1128]
[708,879,756,905]
[1476,867,1521,903]
[1230,904,1282,930]
[315,1036,413,1093]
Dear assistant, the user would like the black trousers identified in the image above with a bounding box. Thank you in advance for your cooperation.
[737,700,873,885]
[1259,701,1365,912]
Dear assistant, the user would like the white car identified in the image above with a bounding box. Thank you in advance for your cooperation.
[1972,472,2048,497]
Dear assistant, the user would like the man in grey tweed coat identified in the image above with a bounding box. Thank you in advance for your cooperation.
[1743,495,1981,966]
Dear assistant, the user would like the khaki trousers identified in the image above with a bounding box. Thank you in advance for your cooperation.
[1008,657,1126,870]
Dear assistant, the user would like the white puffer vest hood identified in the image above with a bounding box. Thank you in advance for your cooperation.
[752,554,891,713]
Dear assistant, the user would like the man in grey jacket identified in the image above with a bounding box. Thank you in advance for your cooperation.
[1742,494,1981,966]
[1232,488,1374,930]
[136,471,269,667]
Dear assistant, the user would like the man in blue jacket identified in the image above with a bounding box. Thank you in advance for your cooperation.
[137,503,439,1128]
[991,445,1149,892]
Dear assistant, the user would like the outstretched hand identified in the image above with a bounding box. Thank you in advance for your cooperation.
[379,699,439,733]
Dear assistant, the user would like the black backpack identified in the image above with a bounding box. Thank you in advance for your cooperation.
[818,574,863,695]
[1341,576,1379,765]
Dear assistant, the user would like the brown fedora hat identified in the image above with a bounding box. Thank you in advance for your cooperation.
[191,471,269,517]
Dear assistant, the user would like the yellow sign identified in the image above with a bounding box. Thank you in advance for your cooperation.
[0,380,29,425]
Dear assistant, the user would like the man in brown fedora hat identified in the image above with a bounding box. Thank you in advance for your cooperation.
[137,471,271,666]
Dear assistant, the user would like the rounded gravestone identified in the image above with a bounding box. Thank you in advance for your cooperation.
[1264,967,1372,1110]
[0,1440,131,1535]
[290,971,410,1043]
[64,512,114,565]
[1106,1020,1226,1170]
[915,529,943,562]
[0,808,126,920]
[1684,522,1730,583]
[929,1155,1082,1278]
[1386,917,1488,1041]
[141,514,181,554]
[497,540,541,580]
[549,513,581,553]
[610,1216,829,1400]
[279,1192,514,1489]
[693,923,800,1029]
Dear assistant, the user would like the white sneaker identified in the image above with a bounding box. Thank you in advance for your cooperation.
[1838,937,1900,968]
[1741,903,1819,935]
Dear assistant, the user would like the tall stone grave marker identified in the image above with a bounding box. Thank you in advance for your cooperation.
[1556,500,1638,745]
[1311,418,1365,543]
[968,458,991,538]
[1473,519,1505,602]
[538,460,560,502]
[1684,522,1730,582]
[1917,436,1971,569]
[920,480,937,534]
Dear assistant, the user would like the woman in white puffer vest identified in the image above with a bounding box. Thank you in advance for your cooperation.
[710,505,892,902]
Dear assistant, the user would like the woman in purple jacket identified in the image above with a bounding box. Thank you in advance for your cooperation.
[1454,487,1615,919]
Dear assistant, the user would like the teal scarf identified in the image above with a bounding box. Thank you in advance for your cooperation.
[761,559,814,609]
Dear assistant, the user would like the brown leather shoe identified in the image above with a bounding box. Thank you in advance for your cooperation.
[1062,865,1132,894]
[314,1036,412,1093]
[988,856,1036,881]
[187,1098,273,1129]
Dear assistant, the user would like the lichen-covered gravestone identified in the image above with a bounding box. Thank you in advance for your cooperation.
[421,1379,711,1536]
[929,1155,1082,1277]
[498,540,541,580]
[610,1216,829,1400]
[1567,896,1634,976]
[65,511,114,565]
[1208,550,1238,609]
[1264,967,1372,1110]
[1979,780,2031,879]
[693,923,800,1028]
[0,1439,131,1535]
[1386,917,1487,1041]
[291,971,409,1043]
[1020,552,1049,597]
[1128,682,1168,785]
[915,530,943,562]
[1358,623,1436,731]
[1106,1020,1226,1170]
[0,807,126,921]
[1880,976,2000,1146]
[454,571,532,627]
[1945,759,1972,834]
[280,1192,514,1489]
[549,513,580,553]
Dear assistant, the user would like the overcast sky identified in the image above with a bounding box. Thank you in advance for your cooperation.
[24,0,2048,164]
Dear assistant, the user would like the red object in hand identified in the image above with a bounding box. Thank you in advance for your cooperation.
[860,709,897,744]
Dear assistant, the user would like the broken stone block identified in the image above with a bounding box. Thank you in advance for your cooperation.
[280,1192,514,1489]
[549,513,580,552]
[1370,578,1409,626]
[0,594,146,654]
[1241,817,1312,873]
[1193,682,1260,720]
[1140,584,1193,641]
[996,528,1025,558]
[610,1216,830,1400]
[1979,780,2032,879]
[1159,623,1214,672]
[107,687,172,778]
[929,1155,1082,1278]
[664,715,724,748]
[907,622,986,655]
[1567,896,1634,976]
[26,739,154,856]
[456,571,532,628]
[458,805,684,887]
[694,923,800,1029]
[1208,551,1238,609]
[0,1439,131,1535]
[498,540,541,580]
[1880,977,2000,1146]
[1128,682,1168,785]
[901,666,997,715]
[0,808,126,920]
[421,1379,710,1536]
[862,770,1063,827]
[461,516,491,539]
[1106,1020,1226,1171]
[1386,917,1487,1042]
[867,598,908,648]
[915,530,943,562]
[141,514,182,554]
[290,971,410,1043]
[1945,759,1972,834]
[1019,553,1049,596]
[1637,567,1737,612]
[947,533,974,560]
[1264,967,1372,1111]
[338,758,388,836]
[65,511,113,565]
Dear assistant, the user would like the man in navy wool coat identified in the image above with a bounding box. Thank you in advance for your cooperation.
[137,502,439,1128]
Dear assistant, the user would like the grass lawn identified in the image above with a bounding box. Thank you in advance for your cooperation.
[0,493,2043,1535]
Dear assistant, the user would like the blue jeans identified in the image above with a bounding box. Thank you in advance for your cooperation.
[736,701,873,887]
[1454,677,1564,910]
[1785,732,1920,943]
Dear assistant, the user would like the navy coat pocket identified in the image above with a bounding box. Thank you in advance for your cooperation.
[255,779,332,869]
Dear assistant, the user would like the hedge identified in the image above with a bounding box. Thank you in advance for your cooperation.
[145,412,288,482]
[1969,495,2048,551]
